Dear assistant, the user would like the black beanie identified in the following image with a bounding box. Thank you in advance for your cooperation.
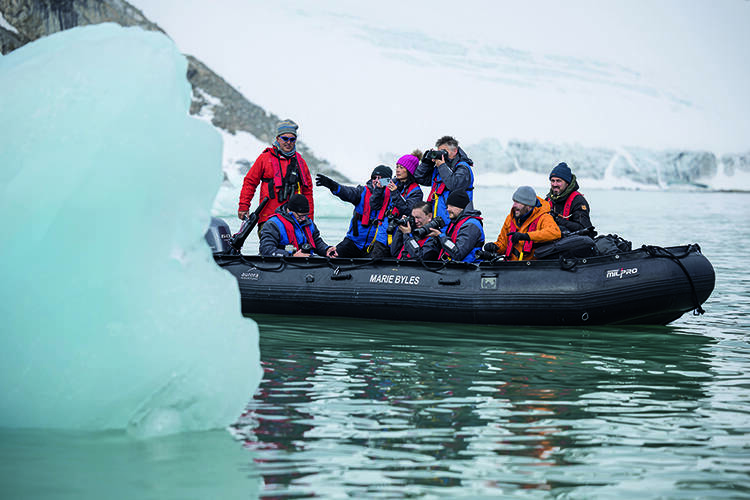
[287,194,309,213]
[446,190,470,209]
[371,165,393,179]
[549,162,573,184]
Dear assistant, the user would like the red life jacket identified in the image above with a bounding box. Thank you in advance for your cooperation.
[427,177,446,203]
[546,191,581,218]
[505,217,540,258]
[362,186,391,225]
[438,216,483,260]
[275,215,316,252]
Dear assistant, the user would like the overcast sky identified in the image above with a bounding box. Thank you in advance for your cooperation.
[129,0,750,169]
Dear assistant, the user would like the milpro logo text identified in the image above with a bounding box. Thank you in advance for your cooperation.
[606,267,639,279]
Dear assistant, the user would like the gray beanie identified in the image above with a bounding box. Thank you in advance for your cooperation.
[512,186,537,206]
[276,119,298,137]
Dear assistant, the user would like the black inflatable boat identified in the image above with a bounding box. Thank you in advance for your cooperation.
[207,218,715,326]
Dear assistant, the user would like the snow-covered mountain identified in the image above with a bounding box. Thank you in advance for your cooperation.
[122,0,750,192]
[4,0,749,206]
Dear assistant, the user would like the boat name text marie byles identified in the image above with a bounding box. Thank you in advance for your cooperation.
[369,274,421,285]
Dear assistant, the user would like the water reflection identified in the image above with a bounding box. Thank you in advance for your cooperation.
[235,316,728,497]
[0,429,259,500]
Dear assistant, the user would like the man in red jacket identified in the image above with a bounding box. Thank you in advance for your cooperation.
[237,119,314,231]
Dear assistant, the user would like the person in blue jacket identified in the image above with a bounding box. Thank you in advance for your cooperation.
[414,135,474,226]
[259,194,337,257]
[316,165,393,259]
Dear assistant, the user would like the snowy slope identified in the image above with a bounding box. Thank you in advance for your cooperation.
[131,0,750,192]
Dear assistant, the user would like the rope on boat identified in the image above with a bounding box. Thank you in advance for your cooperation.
[642,244,705,315]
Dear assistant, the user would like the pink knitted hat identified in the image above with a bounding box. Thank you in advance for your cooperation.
[397,154,419,175]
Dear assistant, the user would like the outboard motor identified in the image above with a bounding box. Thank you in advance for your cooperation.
[204,217,233,254]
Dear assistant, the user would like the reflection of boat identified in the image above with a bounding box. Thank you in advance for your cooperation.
[207,218,715,326]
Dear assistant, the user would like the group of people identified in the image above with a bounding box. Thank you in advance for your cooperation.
[237,119,594,263]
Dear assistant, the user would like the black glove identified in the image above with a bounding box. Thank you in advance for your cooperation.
[510,232,530,245]
[483,242,499,253]
[315,174,338,191]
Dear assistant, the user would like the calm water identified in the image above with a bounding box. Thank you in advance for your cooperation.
[2,188,749,499]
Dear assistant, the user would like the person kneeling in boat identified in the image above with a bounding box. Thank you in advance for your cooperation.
[484,186,561,261]
[391,201,434,259]
[259,194,337,257]
[415,191,484,263]
[315,165,393,259]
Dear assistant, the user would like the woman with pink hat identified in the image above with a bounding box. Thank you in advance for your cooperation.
[384,151,424,221]
[382,152,424,255]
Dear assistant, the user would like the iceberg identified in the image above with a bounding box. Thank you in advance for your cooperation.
[0,24,260,438]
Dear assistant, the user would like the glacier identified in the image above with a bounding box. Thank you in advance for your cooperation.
[0,24,261,438]
[132,0,750,200]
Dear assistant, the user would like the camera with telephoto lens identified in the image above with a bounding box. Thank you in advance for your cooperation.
[412,216,445,239]
[386,214,416,234]
[423,149,449,164]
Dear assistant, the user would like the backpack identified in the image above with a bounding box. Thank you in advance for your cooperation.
[535,235,596,260]
[594,234,632,256]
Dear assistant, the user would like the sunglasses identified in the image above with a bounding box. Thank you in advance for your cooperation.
[279,136,297,143]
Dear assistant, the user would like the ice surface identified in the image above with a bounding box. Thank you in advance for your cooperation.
[0,24,261,438]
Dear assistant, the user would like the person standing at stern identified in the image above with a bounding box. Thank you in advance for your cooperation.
[237,119,314,233]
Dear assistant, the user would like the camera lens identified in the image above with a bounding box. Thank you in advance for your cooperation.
[413,216,445,239]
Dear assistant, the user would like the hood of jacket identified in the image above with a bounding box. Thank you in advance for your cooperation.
[451,146,474,167]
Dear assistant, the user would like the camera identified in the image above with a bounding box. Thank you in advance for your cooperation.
[423,149,449,164]
[475,249,504,262]
[387,214,415,234]
[413,216,446,239]
[287,243,313,255]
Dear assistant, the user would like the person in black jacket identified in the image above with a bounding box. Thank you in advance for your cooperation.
[415,191,485,263]
[390,201,434,259]
[545,162,595,236]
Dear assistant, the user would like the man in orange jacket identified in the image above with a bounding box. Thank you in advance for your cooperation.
[237,119,314,232]
[484,186,561,261]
